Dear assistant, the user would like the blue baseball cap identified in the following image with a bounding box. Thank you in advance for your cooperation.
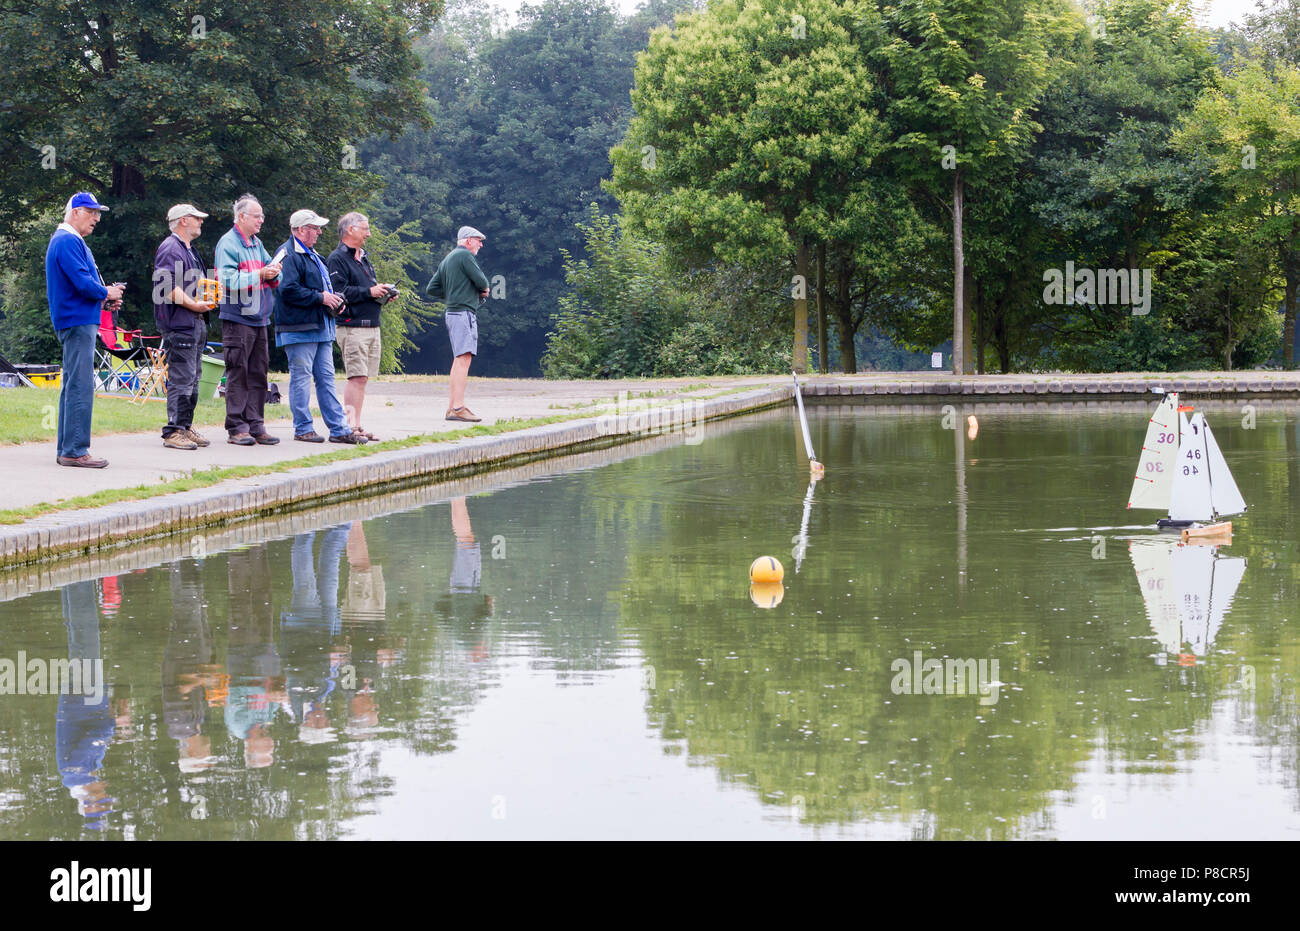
[67,191,109,212]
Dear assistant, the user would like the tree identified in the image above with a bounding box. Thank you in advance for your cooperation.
[0,0,440,358]
[608,0,885,374]
[1176,58,1300,366]
[365,0,676,376]
[867,0,1080,374]
[542,206,788,377]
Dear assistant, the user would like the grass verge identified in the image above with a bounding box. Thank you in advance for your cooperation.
[0,390,287,445]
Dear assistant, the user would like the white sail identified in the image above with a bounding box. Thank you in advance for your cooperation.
[1172,545,1214,654]
[1130,540,1181,653]
[1201,556,1247,655]
[1128,393,1180,510]
[1169,412,1213,521]
[1203,421,1247,516]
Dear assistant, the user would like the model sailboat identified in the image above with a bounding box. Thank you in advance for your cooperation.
[1127,392,1246,538]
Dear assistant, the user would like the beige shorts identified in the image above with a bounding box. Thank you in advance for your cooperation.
[336,326,381,378]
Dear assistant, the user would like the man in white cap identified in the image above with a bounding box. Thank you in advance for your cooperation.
[425,225,489,421]
[153,204,217,449]
[272,210,367,444]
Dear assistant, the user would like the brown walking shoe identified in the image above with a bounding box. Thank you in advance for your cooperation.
[228,433,256,446]
[56,454,109,469]
[184,428,211,447]
[445,406,481,422]
[164,432,199,450]
[252,433,280,445]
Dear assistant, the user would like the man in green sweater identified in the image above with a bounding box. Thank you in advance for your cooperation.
[425,226,489,422]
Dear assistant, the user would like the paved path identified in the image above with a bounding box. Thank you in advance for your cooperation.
[1,376,772,510]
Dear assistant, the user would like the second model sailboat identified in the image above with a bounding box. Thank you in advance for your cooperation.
[1128,392,1246,538]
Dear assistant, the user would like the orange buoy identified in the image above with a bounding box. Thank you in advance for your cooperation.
[750,581,784,608]
[749,556,784,583]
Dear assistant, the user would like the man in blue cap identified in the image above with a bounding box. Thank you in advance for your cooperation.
[425,225,489,422]
[45,192,125,468]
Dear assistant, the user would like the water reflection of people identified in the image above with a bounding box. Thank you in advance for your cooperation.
[225,544,287,768]
[341,520,395,732]
[55,580,116,829]
[162,560,218,774]
[281,526,349,743]
[443,497,494,659]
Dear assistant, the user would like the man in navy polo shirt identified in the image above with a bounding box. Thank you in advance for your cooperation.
[45,192,125,469]
[153,204,218,450]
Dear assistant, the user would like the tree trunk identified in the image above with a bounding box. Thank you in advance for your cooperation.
[971,270,984,375]
[794,239,809,374]
[834,253,856,373]
[816,242,827,373]
[1225,286,1234,372]
[952,170,964,376]
[1284,263,1297,369]
[995,304,1011,374]
[111,162,146,201]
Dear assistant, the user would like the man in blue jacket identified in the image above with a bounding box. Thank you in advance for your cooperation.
[272,210,366,444]
[45,192,125,468]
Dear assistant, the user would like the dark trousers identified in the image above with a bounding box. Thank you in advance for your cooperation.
[222,319,269,436]
[162,325,205,437]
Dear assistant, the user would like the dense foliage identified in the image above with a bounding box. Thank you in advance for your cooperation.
[0,0,441,368]
[5,0,1300,377]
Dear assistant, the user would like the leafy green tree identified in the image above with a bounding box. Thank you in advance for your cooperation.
[977,0,1221,371]
[0,0,439,359]
[542,206,787,377]
[609,0,886,373]
[1175,58,1300,366]
[867,0,1080,373]
[366,0,679,376]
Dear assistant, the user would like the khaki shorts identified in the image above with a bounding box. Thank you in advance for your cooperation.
[336,326,382,378]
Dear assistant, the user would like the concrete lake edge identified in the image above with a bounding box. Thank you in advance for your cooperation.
[4,370,1300,571]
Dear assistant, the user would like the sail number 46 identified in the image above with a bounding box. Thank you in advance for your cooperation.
[1183,447,1202,475]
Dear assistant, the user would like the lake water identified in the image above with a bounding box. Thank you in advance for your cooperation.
[0,399,1297,839]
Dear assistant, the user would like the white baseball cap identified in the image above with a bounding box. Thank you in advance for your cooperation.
[290,209,330,228]
[166,203,209,222]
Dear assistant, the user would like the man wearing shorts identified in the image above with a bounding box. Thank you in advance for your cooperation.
[327,212,396,441]
[424,226,489,422]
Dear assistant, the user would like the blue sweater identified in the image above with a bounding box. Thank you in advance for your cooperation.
[46,229,108,329]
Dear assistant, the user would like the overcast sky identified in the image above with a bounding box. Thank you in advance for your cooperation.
[486,0,1271,31]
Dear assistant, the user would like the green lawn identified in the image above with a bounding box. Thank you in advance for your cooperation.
[0,388,288,445]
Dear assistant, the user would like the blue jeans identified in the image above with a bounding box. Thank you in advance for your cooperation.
[55,322,98,458]
[283,340,349,437]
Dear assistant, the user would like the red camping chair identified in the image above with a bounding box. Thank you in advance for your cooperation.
[95,306,164,397]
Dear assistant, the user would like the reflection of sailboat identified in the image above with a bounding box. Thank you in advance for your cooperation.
[1129,539,1246,666]
[1128,392,1246,535]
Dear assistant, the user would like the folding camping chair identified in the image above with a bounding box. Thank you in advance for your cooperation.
[95,306,165,399]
